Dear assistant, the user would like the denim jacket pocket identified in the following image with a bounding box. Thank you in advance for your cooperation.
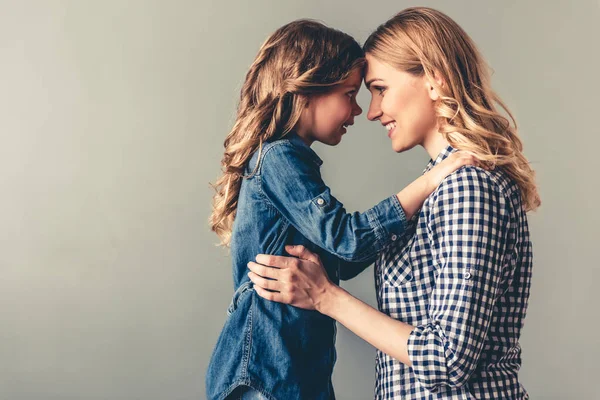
[226,281,254,317]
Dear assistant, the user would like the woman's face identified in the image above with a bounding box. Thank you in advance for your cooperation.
[364,53,439,153]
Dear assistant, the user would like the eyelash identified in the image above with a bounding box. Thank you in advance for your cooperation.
[373,86,386,96]
[346,91,356,98]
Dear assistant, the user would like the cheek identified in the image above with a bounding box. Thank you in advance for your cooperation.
[379,95,392,117]
[413,97,437,132]
[337,97,352,116]
[312,99,332,129]
[330,98,352,125]
[392,91,435,135]
[382,90,406,119]
[313,99,346,131]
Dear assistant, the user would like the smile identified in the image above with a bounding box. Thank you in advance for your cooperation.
[385,122,396,137]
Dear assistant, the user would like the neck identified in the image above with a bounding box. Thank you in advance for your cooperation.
[422,130,450,160]
[293,129,314,147]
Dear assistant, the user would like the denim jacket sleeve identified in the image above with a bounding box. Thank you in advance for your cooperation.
[259,142,407,262]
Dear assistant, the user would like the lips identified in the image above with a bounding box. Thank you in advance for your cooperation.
[341,122,353,134]
[384,121,397,138]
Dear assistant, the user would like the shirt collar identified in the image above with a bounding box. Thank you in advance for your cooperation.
[423,144,457,174]
[286,132,323,166]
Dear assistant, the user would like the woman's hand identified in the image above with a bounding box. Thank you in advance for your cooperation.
[251,246,417,366]
[250,246,417,366]
[247,245,334,312]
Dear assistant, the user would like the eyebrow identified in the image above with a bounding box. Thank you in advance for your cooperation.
[364,78,383,89]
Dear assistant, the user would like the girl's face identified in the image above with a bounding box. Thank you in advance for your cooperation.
[296,69,363,146]
[364,54,439,153]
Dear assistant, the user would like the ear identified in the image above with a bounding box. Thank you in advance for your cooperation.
[426,72,444,101]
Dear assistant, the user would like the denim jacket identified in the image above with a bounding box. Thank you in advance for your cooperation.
[206,133,408,400]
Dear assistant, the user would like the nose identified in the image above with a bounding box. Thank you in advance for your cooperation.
[367,96,382,121]
[352,97,362,117]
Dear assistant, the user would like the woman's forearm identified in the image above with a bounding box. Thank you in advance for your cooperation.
[319,283,415,366]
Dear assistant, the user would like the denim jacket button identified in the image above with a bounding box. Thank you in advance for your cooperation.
[316,198,325,206]
[391,234,398,241]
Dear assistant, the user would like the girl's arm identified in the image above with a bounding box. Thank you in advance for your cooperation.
[259,142,477,263]
[394,150,478,220]
[248,167,510,391]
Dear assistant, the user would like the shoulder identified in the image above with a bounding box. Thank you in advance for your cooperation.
[261,138,302,159]
[256,138,320,174]
[429,166,509,211]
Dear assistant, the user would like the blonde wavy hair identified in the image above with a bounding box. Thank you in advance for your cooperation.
[210,20,365,246]
[364,7,541,211]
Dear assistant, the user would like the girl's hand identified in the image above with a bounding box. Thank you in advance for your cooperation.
[247,245,333,312]
[426,151,482,188]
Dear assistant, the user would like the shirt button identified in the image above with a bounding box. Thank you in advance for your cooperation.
[464,271,472,280]
[391,234,397,241]
[316,198,325,206]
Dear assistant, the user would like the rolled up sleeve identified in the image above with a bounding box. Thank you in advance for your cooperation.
[407,168,510,391]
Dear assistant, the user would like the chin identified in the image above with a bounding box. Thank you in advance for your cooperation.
[326,136,343,146]
[392,143,408,153]
[392,141,417,154]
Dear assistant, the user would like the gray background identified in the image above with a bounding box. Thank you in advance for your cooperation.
[1,0,598,399]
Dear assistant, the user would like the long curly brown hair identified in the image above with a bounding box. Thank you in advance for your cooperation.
[210,20,365,246]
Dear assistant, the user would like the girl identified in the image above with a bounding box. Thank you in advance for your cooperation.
[206,19,477,400]
[248,8,541,400]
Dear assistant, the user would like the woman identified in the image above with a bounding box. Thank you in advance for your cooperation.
[248,7,540,399]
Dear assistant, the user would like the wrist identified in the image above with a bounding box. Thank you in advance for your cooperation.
[420,173,436,196]
[315,282,342,316]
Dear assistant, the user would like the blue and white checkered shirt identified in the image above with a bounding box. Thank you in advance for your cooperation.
[374,146,532,399]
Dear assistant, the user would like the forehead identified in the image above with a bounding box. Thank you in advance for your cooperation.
[364,54,392,81]
[339,68,363,88]
[364,54,423,89]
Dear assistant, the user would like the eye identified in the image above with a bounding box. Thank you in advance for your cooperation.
[373,86,387,96]
[346,90,356,98]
